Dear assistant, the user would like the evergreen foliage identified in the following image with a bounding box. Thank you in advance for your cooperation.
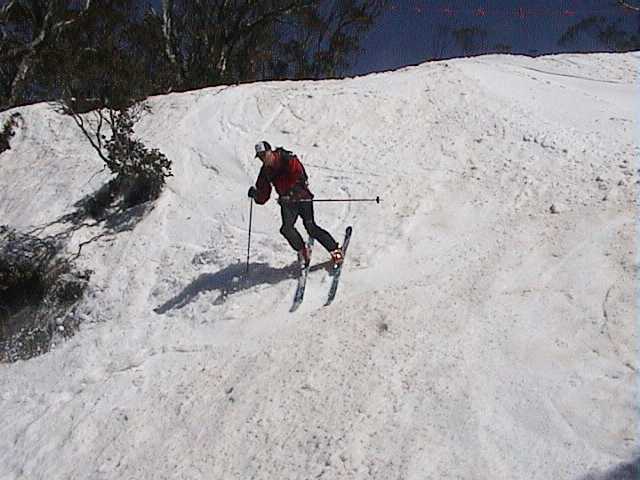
[0,113,21,154]
[0,1,389,111]
[559,16,640,51]
[103,107,173,207]
[61,102,174,210]
[0,226,91,362]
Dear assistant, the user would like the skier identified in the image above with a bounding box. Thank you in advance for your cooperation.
[248,141,343,266]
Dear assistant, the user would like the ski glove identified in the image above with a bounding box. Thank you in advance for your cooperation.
[248,186,257,199]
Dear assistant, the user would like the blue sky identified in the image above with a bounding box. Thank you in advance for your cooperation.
[350,0,637,75]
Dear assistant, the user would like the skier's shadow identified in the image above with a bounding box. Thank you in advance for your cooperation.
[153,261,301,314]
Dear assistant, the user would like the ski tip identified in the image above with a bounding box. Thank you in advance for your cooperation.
[346,225,353,234]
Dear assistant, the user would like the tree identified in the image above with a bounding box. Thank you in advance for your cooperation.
[60,100,173,209]
[277,0,388,79]
[617,0,640,12]
[54,0,161,110]
[0,1,94,107]
[159,0,389,87]
[452,26,488,56]
[558,0,640,52]
[559,15,640,51]
[494,43,513,54]
[431,25,452,59]
[0,1,390,110]
[0,0,164,110]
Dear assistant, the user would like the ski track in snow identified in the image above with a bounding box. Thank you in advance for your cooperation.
[0,52,637,480]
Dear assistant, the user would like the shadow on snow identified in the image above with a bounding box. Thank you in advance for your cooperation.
[580,456,640,480]
[153,261,302,314]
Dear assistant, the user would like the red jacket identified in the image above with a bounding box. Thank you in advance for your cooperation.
[254,148,313,205]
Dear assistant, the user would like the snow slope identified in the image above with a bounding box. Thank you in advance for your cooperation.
[0,52,638,479]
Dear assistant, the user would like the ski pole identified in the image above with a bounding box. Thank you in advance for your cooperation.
[283,196,382,204]
[246,198,253,275]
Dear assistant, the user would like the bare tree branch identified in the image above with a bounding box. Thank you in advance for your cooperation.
[64,102,111,166]
[617,0,640,12]
[161,0,184,85]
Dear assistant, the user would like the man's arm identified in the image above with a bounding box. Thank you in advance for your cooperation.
[254,167,272,204]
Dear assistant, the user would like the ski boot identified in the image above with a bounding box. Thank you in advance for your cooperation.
[330,247,344,266]
[298,245,311,266]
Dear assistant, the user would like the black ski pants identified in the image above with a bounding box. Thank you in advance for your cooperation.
[280,201,338,253]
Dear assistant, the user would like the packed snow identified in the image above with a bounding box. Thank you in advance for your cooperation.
[0,52,638,479]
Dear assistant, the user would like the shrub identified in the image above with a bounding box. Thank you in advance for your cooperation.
[62,101,173,211]
[0,113,22,154]
[0,226,91,362]
[104,108,173,207]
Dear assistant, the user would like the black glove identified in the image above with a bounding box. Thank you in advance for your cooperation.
[248,186,257,199]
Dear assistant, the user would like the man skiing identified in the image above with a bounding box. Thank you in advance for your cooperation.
[248,141,343,266]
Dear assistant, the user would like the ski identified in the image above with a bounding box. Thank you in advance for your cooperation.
[290,237,314,312]
[324,226,353,306]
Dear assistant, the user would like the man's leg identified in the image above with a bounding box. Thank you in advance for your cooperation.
[299,202,339,252]
[279,203,305,251]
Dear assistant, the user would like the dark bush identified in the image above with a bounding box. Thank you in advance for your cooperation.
[0,113,22,154]
[0,226,91,362]
[104,107,173,207]
[62,103,173,213]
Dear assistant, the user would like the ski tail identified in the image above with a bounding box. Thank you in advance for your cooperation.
[325,226,352,306]
[290,236,314,312]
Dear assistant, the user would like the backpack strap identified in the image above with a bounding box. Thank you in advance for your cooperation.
[277,147,308,184]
